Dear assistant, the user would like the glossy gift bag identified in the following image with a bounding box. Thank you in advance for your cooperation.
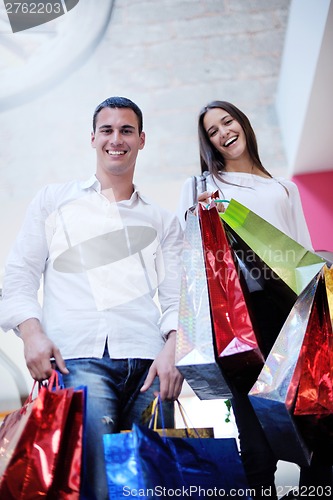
[176,210,231,399]
[222,220,298,359]
[0,371,84,499]
[47,386,86,499]
[220,198,324,295]
[104,396,251,500]
[293,265,333,464]
[199,203,264,391]
[249,266,333,466]
[142,397,215,439]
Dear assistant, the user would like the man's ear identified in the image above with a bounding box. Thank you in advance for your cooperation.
[91,131,96,148]
[139,131,146,150]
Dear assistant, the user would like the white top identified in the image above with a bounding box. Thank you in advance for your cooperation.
[177,171,313,250]
[0,176,183,360]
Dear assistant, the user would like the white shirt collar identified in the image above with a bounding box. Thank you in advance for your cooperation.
[79,174,150,205]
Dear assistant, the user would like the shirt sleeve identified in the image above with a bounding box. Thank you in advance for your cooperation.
[0,187,51,332]
[156,212,183,337]
[281,179,314,251]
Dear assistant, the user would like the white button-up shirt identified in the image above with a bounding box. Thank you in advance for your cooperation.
[0,176,183,360]
[177,172,313,250]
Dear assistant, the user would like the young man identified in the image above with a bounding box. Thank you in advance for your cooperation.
[0,97,184,499]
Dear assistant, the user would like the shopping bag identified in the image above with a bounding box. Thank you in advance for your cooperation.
[249,270,329,466]
[326,266,333,322]
[220,198,325,295]
[47,386,86,499]
[223,222,298,358]
[176,210,232,399]
[292,266,333,464]
[104,397,251,500]
[139,397,214,438]
[0,371,84,499]
[104,427,251,499]
[198,202,264,392]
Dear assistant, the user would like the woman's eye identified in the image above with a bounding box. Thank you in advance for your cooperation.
[209,130,217,137]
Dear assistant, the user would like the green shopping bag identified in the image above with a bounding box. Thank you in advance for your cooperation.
[220,199,324,295]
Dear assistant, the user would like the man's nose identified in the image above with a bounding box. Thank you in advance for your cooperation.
[111,131,123,144]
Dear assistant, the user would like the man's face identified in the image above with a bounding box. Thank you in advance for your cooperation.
[91,107,145,179]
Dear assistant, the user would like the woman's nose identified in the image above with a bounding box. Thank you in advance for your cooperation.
[219,125,228,137]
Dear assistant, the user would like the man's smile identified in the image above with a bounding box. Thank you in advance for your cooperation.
[106,149,126,156]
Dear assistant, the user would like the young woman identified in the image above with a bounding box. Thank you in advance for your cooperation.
[177,101,331,499]
[178,100,312,250]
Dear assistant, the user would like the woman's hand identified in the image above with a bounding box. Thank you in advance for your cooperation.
[197,191,226,213]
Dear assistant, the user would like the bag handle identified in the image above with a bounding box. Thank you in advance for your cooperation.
[192,174,208,205]
[20,369,60,415]
[149,396,166,437]
[149,396,201,439]
[192,175,198,205]
[39,369,60,391]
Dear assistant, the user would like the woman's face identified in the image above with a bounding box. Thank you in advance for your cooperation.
[203,107,248,162]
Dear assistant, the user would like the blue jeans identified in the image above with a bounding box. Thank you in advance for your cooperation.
[60,353,174,500]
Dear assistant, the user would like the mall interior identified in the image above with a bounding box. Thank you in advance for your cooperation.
[0,0,332,495]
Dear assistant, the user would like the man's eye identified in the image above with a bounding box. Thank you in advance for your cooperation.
[122,129,133,134]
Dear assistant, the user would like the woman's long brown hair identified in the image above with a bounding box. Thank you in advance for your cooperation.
[198,101,271,179]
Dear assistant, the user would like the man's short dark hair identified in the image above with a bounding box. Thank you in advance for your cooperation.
[92,96,143,134]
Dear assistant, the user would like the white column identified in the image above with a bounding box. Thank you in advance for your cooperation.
[276,0,333,175]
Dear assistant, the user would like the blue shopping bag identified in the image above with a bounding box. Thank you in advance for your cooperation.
[103,423,252,499]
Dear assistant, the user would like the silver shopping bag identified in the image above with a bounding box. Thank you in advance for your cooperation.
[176,211,232,399]
[248,273,321,466]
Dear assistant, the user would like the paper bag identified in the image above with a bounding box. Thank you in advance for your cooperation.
[220,198,324,295]
[249,273,321,466]
[176,211,232,399]
[104,425,251,500]
[0,371,84,499]
[223,223,298,358]
[199,203,264,392]
[292,266,333,464]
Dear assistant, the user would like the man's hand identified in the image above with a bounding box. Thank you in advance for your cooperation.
[18,318,69,381]
[140,331,184,401]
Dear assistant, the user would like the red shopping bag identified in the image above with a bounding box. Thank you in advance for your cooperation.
[198,203,264,391]
[0,371,84,499]
[47,386,86,499]
[294,268,333,415]
[249,266,333,466]
[293,266,333,463]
